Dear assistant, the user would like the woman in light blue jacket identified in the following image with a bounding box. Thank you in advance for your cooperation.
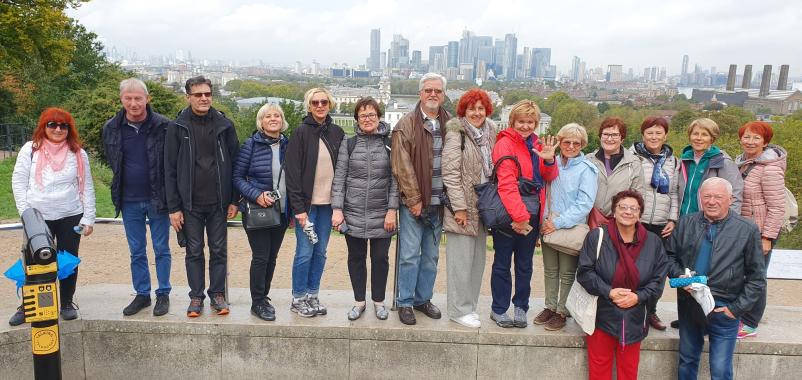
[535,123,599,331]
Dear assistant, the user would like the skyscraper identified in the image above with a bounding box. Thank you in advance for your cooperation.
[429,45,446,73]
[503,34,517,80]
[411,50,422,70]
[493,39,505,76]
[571,56,581,82]
[532,48,551,79]
[447,41,459,69]
[607,65,623,82]
[681,54,689,85]
[369,29,381,71]
[459,30,474,64]
[390,34,409,68]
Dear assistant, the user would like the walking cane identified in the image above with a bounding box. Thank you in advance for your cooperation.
[391,212,401,311]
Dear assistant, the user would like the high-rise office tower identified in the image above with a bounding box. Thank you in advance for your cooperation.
[411,50,422,69]
[504,33,517,79]
[607,65,623,82]
[532,48,551,79]
[493,39,506,76]
[459,30,474,64]
[681,54,689,85]
[447,41,459,68]
[571,56,581,82]
[369,29,381,71]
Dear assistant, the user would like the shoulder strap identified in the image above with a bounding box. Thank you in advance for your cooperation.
[740,163,756,179]
[347,136,357,157]
[491,155,523,183]
[461,132,465,151]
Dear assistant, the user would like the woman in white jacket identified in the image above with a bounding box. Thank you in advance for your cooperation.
[8,107,96,326]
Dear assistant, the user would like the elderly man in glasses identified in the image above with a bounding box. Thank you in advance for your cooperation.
[390,72,451,325]
[666,177,765,380]
[165,75,240,318]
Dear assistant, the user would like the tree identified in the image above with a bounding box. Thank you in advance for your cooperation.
[280,100,306,136]
[671,93,688,102]
[670,109,698,133]
[597,102,610,114]
[502,89,535,106]
[541,92,572,115]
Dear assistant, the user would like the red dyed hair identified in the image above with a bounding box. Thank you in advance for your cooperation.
[32,107,82,152]
[599,117,627,139]
[640,116,669,134]
[456,88,493,118]
[739,121,773,143]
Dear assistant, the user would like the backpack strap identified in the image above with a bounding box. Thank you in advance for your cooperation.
[347,135,358,157]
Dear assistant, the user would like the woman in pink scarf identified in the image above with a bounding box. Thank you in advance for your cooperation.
[9,107,96,326]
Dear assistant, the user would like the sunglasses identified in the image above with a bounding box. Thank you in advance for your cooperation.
[46,121,70,130]
[422,88,443,95]
[190,92,212,98]
[310,99,329,107]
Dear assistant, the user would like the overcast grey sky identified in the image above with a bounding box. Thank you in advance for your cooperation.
[69,0,802,76]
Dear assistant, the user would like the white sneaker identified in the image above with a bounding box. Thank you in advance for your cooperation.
[452,313,481,328]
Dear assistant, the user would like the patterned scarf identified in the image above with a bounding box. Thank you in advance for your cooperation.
[459,117,493,179]
[34,139,86,195]
[634,142,671,194]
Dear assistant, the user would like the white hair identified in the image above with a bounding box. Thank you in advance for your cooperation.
[700,177,733,196]
[419,72,447,91]
[119,78,148,96]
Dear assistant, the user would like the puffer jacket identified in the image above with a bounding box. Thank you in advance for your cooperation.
[577,226,668,344]
[232,131,288,214]
[587,147,644,215]
[678,146,743,215]
[442,118,498,236]
[666,211,765,318]
[735,144,787,239]
[546,152,598,229]
[492,128,558,223]
[331,122,399,239]
[630,143,680,226]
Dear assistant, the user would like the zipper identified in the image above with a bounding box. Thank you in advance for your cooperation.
[365,136,372,237]
[175,121,194,208]
[215,135,225,209]
[682,161,698,215]
[648,187,657,224]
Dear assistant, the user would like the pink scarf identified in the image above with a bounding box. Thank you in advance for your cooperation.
[34,139,85,195]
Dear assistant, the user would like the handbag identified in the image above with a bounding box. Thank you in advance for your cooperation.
[241,146,283,230]
[587,207,612,230]
[565,227,604,335]
[474,155,541,230]
[541,184,589,256]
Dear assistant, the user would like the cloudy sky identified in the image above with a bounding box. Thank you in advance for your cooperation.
[69,0,802,76]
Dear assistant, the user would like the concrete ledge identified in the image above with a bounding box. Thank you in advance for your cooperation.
[1,284,800,379]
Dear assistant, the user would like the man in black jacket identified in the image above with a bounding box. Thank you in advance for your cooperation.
[666,177,765,380]
[164,76,239,318]
[103,78,172,317]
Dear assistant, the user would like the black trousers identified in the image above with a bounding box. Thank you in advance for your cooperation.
[643,222,668,315]
[245,222,287,303]
[46,213,83,305]
[344,235,391,302]
[183,205,228,300]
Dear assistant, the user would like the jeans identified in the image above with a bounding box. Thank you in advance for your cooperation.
[245,221,287,303]
[45,213,83,305]
[396,204,443,307]
[490,219,538,315]
[541,241,578,316]
[344,235,391,302]
[122,201,172,296]
[678,310,740,380]
[183,205,228,300]
[291,205,333,298]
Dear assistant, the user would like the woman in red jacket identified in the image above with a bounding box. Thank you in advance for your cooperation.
[489,100,557,327]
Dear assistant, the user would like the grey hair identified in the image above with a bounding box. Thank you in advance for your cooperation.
[255,103,289,133]
[556,123,589,148]
[119,78,148,96]
[700,177,733,196]
[419,72,447,91]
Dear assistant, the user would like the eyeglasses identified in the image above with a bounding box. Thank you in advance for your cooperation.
[740,135,764,142]
[310,99,330,107]
[46,121,69,130]
[560,140,581,147]
[702,194,729,201]
[601,133,621,140]
[421,88,443,95]
[190,92,212,98]
[616,204,640,213]
[358,113,378,120]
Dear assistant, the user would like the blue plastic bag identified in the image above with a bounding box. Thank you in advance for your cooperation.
[3,251,82,289]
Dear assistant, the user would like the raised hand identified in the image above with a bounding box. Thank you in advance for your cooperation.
[534,135,557,163]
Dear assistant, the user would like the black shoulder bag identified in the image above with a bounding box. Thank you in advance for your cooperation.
[473,155,541,229]
[242,140,283,230]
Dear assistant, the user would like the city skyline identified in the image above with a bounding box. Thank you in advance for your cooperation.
[69,0,802,76]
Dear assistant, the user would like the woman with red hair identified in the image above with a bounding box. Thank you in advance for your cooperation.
[442,88,498,328]
[9,107,96,326]
[734,121,786,339]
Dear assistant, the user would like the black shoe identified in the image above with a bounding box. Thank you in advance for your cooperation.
[123,295,152,316]
[413,301,442,319]
[264,297,276,315]
[9,306,25,326]
[61,302,79,321]
[670,319,680,329]
[398,307,417,325]
[153,295,170,317]
[251,303,276,321]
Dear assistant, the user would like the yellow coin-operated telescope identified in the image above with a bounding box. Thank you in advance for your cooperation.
[21,208,62,379]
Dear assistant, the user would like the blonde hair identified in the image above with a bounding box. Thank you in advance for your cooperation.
[508,99,541,126]
[688,118,720,142]
[303,87,335,112]
[556,123,589,148]
[255,103,289,133]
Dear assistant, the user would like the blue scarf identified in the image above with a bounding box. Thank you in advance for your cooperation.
[525,135,544,188]
[634,142,671,194]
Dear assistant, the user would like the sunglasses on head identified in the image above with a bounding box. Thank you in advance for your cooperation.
[46,121,70,130]
[310,99,329,107]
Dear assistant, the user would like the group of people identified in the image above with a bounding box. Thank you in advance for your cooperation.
[7,72,784,379]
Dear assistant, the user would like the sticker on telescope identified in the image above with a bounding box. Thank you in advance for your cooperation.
[31,325,59,355]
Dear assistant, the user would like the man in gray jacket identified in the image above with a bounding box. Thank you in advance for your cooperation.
[666,177,765,380]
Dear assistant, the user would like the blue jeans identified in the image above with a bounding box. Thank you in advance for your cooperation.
[678,310,740,380]
[291,205,333,298]
[490,222,537,314]
[122,201,172,296]
[396,205,442,307]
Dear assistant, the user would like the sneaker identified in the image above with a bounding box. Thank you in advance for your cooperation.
[737,323,758,339]
[513,307,528,328]
[60,301,79,321]
[490,312,514,328]
[533,308,556,325]
[8,306,25,326]
[187,297,203,318]
[347,304,366,321]
[307,296,327,315]
[452,314,481,328]
[123,295,152,316]
[251,303,276,322]
[210,294,230,315]
[374,303,389,320]
[544,313,567,331]
[291,297,316,318]
[153,295,170,317]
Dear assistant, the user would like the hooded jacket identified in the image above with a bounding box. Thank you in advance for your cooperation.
[735,144,787,239]
[330,121,398,239]
[546,152,599,229]
[678,145,743,216]
[630,143,680,226]
[587,147,644,215]
[285,113,344,215]
[492,128,558,223]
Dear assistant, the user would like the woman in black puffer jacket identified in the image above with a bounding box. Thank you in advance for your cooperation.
[331,97,398,321]
[233,103,289,322]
